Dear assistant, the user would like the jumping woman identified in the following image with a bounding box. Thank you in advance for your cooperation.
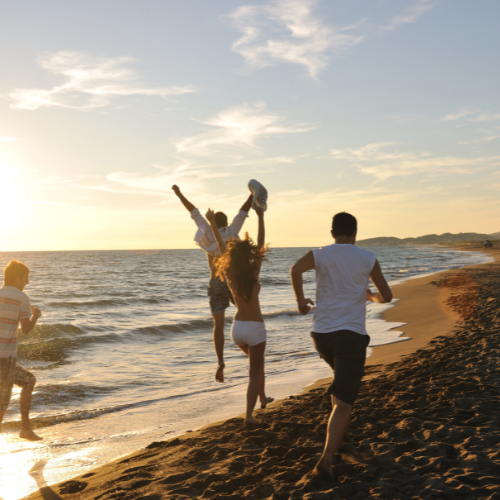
[206,197,273,426]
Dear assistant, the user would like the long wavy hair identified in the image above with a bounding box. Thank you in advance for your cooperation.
[215,233,269,302]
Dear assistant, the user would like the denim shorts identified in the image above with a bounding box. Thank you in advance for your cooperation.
[311,330,370,406]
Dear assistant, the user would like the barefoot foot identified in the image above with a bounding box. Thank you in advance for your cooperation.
[215,362,225,383]
[19,429,43,441]
[312,459,335,483]
[260,396,274,409]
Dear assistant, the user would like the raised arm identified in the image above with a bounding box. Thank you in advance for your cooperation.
[206,209,227,255]
[290,251,315,315]
[256,209,265,248]
[172,185,195,213]
[240,193,254,214]
[367,260,393,304]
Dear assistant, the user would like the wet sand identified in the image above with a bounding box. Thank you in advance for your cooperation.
[23,247,500,500]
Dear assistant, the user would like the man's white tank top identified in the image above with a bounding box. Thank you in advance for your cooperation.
[312,244,376,335]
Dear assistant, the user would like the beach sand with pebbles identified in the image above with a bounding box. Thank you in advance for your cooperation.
[23,248,500,500]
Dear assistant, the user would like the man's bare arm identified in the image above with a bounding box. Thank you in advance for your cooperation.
[290,251,315,315]
[172,185,195,213]
[367,260,393,303]
[206,209,227,255]
[20,307,42,335]
[240,193,254,214]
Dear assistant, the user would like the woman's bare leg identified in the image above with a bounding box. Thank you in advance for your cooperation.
[237,344,270,407]
[245,342,266,423]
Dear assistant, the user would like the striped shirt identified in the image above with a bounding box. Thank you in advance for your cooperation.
[0,286,31,358]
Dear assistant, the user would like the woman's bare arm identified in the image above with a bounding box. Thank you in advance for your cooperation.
[256,209,265,248]
[253,209,265,274]
[206,209,227,255]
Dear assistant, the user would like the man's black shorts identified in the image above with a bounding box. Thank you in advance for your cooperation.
[311,330,370,406]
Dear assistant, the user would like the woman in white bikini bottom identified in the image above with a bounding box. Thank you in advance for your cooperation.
[231,320,266,347]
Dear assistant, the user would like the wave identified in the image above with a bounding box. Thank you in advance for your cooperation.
[18,332,122,362]
[2,384,234,431]
[48,297,167,308]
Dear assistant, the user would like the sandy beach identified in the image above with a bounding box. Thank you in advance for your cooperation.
[22,247,500,500]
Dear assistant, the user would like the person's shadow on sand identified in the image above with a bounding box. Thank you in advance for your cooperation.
[28,460,63,500]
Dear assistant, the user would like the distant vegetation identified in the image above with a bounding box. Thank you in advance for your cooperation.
[358,231,500,246]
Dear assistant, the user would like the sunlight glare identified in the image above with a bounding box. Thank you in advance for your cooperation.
[0,166,25,233]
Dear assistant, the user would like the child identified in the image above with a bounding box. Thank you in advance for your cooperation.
[0,260,42,440]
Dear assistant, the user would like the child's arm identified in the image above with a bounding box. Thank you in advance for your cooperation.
[20,306,42,335]
[206,209,227,255]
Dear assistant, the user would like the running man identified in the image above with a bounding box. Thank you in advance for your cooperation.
[172,185,254,383]
[0,260,43,441]
[290,212,392,481]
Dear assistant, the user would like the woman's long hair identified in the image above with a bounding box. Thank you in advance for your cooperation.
[215,233,269,302]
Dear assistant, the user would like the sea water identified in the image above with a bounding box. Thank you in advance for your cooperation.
[0,246,492,499]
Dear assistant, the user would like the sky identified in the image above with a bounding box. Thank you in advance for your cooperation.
[1,0,499,251]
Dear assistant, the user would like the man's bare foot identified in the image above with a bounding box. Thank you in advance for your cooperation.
[260,396,274,409]
[215,362,225,383]
[19,429,43,441]
[312,459,335,483]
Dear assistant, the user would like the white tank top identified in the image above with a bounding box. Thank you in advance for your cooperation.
[312,244,376,335]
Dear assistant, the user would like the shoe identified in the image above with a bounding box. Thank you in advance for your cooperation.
[248,179,268,211]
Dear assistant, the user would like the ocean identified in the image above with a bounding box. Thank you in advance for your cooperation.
[0,246,493,499]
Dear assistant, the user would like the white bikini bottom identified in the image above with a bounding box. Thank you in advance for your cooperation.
[231,320,267,347]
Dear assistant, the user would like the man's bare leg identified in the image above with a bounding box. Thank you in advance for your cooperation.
[314,395,351,482]
[19,380,42,441]
[0,410,4,433]
[213,311,226,383]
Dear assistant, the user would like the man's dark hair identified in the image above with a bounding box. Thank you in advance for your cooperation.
[332,212,357,237]
[215,212,228,229]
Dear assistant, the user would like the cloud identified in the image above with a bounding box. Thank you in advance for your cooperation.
[227,0,364,78]
[175,103,314,154]
[93,164,231,197]
[9,51,195,111]
[0,137,19,142]
[330,142,500,180]
[469,111,500,123]
[442,108,500,123]
[382,0,437,31]
[442,108,480,121]
[457,135,500,145]
[227,0,439,78]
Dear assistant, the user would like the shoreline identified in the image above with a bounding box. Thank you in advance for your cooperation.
[20,246,500,499]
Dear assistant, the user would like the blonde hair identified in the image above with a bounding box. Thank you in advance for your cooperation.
[4,260,30,285]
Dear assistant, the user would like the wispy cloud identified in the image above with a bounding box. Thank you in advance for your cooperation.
[442,108,480,121]
[175,102,314,154]
[382,0,437,31]
[0,137,19,142]
[227,0,364,78]
[330,142,500,180]
[470,111,500,123]
[457,135,500,145]
[227,0,438,78]
[442,108,500,123]
[9,51,195,111]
